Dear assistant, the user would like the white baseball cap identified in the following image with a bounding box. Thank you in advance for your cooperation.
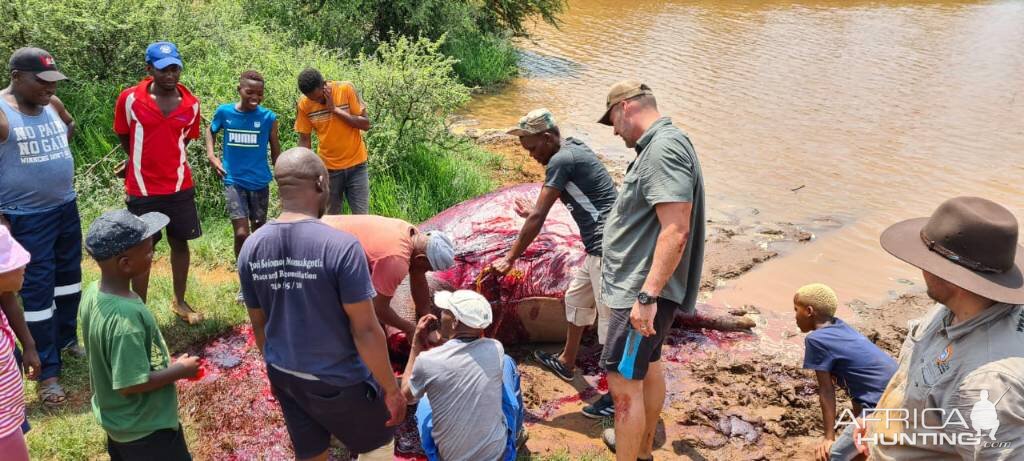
[434,290,493,329]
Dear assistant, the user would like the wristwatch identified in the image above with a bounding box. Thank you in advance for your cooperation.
[637,291,658,305]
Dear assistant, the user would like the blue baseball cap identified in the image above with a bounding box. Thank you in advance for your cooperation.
[145,41,183,70]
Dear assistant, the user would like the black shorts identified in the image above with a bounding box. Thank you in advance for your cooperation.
[223,185,269,223]
[600,298,679,380]
[267,365,394,458]
[106,426,191,461]
[127,188,202,241]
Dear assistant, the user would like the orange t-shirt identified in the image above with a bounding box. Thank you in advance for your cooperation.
[321,215,415,297]
[295,81,368,170]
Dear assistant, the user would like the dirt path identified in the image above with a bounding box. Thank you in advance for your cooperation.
[512,220,828,460]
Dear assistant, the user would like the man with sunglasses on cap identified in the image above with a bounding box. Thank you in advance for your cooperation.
[596,80,706,461]
[860,197,1024,459]
[114,41,204,325]
[0,47,81,408]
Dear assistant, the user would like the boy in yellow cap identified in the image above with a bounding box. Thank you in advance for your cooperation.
[794,283,896,461]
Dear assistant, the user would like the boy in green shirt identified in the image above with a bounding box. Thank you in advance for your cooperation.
[80,209,200,460]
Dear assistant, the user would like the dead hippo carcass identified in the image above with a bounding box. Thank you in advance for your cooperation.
[390,183,755,345]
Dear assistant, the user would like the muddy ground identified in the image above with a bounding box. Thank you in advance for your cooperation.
[512,220,828,461]
[175,128,936,460]
[465,128,931,460]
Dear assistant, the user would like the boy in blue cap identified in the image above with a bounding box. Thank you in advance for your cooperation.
[80,209,200,460]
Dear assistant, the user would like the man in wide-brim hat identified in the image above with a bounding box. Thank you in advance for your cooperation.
[861,196,1024,459]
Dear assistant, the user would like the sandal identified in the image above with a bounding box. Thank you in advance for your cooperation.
[516,427,529,449]
[533,350,574,382]
[171,301,204,325]
[62,343,86,358]
[38,381,67,408]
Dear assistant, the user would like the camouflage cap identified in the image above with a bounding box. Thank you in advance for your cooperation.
[598,80,653,125]
[506,108,558,137]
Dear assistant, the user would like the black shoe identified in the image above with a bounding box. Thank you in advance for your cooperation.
[582,393,615,419]
[533,350,574,382]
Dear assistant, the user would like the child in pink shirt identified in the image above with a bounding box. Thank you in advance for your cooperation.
[0,225,32,460]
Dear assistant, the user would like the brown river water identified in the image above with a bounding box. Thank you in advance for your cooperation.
[464,0,1024,335]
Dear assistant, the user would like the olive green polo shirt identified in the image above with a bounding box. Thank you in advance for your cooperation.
[600,117,705,311]
[866,303,1024,460]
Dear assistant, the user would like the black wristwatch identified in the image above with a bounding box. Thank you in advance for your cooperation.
[637,291,658,305]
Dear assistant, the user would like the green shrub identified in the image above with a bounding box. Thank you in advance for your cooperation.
[2,0,502,255]
[0,0,167,82]
[354,35,470,174]
[445,31,520,87]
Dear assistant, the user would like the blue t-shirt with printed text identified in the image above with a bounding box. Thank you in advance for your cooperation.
[238,219,377,387]
[210,104,276,191]
[803,318,898,409]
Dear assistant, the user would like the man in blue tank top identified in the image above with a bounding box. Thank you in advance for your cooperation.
[0,47,80,408]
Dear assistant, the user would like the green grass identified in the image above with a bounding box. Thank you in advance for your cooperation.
[25,262,245,460]
[27,126,504,461]
[445,32,520,87]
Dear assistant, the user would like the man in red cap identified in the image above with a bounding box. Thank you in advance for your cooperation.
[0,47,79,407]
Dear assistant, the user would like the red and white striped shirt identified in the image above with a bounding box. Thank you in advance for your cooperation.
[114,77,202,197]
[0,308,24,438]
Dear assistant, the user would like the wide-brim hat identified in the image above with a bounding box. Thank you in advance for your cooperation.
[880,196,1024,304]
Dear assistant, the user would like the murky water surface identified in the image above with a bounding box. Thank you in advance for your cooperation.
[465,0,1024,320]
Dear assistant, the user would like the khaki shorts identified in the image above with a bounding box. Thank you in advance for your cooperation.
[564,254,612,344]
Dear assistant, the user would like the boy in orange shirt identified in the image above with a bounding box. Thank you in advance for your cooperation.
[295,68,371,215]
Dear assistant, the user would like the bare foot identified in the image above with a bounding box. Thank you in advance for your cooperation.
[171,301,204,325]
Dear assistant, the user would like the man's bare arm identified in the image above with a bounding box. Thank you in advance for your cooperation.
[247,308,267,355]
[373,294,416,337]
[50,95,75,140]
[344,298,406,426]
[495,186,561,273]
[409,269,432,319]
[641,201,692,296]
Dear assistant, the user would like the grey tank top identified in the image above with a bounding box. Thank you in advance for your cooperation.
[0,96,75,214]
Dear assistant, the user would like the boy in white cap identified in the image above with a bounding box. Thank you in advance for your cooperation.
[401,290,525,461]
